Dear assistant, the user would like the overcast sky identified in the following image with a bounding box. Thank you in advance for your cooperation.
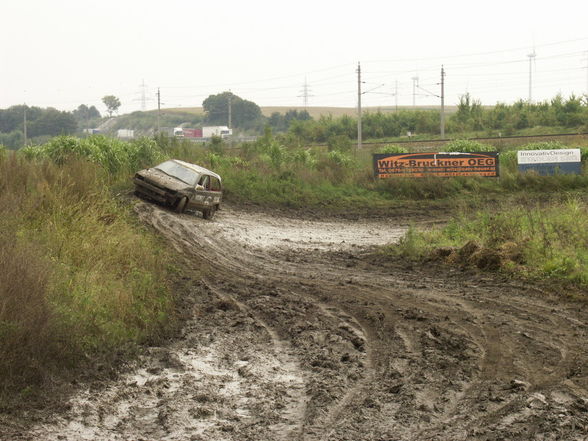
[2,0,588,115]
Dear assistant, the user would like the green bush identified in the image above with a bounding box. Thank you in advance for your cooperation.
[444,139,494,152]
[388,197,588,289]
[327,134,352,152]
[519,141,567,151]
[326,150,353,167]
[208,136,224,155]
[20,135,164,175]
[377,144,409,154]
[499,150,518,171]
[290,148,317,168]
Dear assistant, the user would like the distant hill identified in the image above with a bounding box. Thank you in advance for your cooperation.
[163,105,459,119]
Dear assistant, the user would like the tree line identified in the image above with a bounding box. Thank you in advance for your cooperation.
[2,92,586,149]
[0,104,102,148]
[199,91,588,142]
[281,94,588,144]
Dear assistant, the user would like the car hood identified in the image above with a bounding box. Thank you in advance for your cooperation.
[137,168,192,192]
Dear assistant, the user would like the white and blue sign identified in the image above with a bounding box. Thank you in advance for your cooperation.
[517,149,582,176]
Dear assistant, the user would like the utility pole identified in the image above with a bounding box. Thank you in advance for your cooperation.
[23,106,27,147]
[140,79,147,111]
[411,76,419,108]
[357,62,362,150]
[298,77,313,110]
[228,92,232,129]
[156,88,161,134]
[528,49,536,103]
[585,51,588,97]
[395,80,398,112]
[440,66,446,139]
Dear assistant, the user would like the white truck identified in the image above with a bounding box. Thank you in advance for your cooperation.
[173,126,232,139]
[117,129,134,139]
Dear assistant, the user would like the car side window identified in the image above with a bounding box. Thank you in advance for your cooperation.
[210,177,221,192]
[198,175,210,190]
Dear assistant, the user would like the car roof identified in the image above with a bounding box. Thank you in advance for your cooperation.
[171,159,222,182]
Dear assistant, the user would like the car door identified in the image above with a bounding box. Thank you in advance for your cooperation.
[190,174,215,210]
[209,176,222,207]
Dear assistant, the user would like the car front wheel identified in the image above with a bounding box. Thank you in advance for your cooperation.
[175,196,188,213]
[203,205,216,220]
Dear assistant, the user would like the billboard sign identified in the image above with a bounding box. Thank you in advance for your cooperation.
[373,152,499,178]
[517,149,581,175]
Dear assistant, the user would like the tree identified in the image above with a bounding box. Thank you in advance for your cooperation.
[0,105,76,142]
[28,108,77,137]
[284,109,312,125]
[202,92,262,129]
[102,95,121,117]
[73,104,101,122]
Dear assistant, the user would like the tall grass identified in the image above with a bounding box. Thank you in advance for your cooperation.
[156,135,588,210]
[0,153,173,398]
[386,196,588,289]
[22,135,164,176]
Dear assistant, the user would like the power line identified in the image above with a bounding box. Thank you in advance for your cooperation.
[362,36,588,64]
[297,77,314,109]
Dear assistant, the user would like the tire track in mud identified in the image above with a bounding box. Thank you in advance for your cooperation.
[201,280,308,440]
[135,203,382,440]
[305,255,588,439]
[142,204,588,440]
[16,203,588,441]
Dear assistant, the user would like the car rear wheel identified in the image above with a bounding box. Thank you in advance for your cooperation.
[203,205,217,220]
[175,196,188,213]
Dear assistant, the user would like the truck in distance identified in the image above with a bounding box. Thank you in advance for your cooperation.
[173,126,232,139]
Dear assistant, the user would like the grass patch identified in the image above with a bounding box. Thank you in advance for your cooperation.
[157,135,588,213]
[384,196,588,291]
[0,153,174,400]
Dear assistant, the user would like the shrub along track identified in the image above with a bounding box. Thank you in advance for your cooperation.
[12,204,588,440]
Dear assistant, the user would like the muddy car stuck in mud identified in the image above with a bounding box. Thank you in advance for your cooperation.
[133,159,222,219]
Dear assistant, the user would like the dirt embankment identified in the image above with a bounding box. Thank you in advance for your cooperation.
[5,204,588,441]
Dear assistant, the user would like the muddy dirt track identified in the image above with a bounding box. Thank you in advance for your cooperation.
[10,204,588,440]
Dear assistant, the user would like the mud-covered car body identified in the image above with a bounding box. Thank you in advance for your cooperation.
[133,159,222,219]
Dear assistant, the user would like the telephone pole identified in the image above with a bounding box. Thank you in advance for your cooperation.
[357,62,362,150]
[139,79,147,111]
[584,50,588,96]
[156,88,161,134]
[228,92,232,128]
[440,66,446,139]
[395,80,398,112]
[411,76,419,107]
[528,49,536,103]
[23,106,27,147]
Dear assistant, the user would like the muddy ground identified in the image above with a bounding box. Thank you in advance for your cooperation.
[4,204,588,440]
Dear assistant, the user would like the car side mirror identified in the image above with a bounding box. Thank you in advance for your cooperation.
[195,184,204,190]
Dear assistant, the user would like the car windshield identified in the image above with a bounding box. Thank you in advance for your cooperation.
[155,161,200,186]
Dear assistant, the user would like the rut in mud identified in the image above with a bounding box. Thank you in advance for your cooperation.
[11,204,588,441]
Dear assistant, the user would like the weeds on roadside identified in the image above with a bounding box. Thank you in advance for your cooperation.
[0,153,173,398]
[152,133,588,210]
[22,135,164,176]
[386,196,588,288]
